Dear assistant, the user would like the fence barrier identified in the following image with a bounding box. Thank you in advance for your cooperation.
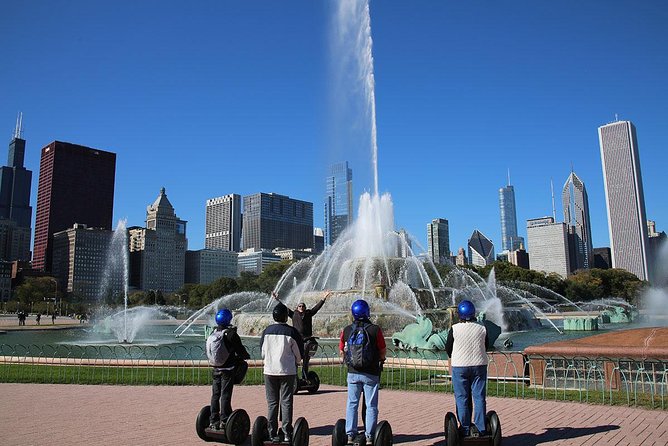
[0,343,665,409]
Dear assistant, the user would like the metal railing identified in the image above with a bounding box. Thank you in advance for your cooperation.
[0,343,665,409]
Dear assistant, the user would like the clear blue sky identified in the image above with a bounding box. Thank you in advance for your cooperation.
[1,1,667,255]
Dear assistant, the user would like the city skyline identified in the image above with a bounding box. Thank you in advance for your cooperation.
[1,1,667,257]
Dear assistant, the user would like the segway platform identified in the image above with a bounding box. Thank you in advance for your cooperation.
[443,411,501,446]
[332,418,393,446]
[251,415,310,446]
[296,370,320,394]
[196,406,250,444]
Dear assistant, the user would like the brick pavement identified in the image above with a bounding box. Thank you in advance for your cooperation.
[1,383,667,446]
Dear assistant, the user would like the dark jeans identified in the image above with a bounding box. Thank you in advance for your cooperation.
[264,374,297,438]
[452,365,487,436]
[210,369,235,425]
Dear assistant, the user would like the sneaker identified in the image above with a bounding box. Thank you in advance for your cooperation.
[347,435,355,444]
[208,422,219,430]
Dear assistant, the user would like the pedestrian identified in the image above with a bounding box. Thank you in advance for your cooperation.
[272,290,329,378]
[260,302,303,443]
[206,309,250,430]
[52,312,56,325]
[36,312,41,325]
[444,300,490,438]
[340,299,387,445]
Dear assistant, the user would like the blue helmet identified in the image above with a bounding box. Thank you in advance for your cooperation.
[457,300,476,321]
[215,309,233,326]
[351,299,370,321]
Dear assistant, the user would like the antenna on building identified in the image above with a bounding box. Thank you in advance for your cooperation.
[507,168,511,186]
[615,113,619,122]
[13,112,23,139]
[550,178,556,221]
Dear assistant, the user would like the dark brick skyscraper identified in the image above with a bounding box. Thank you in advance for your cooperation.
[33,141,116,272]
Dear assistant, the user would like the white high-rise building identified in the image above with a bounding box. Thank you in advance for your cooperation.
[129,188,187,292]
[598,120,650,281]
[526,217,570,278]
[205,194,242,252]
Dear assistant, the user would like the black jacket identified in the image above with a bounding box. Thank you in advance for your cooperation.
[287,299,325,338]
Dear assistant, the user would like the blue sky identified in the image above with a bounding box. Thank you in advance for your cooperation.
[1,1,667,255]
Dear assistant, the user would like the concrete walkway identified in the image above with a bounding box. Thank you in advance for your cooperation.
[1,383,666,446]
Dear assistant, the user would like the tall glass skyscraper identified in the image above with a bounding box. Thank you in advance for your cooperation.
[499,179,523,252]
[205,194,242,252]
[598,120,650,281]
[0,114,32,261]
[324,162,353,246]
[427,218,450,264]
[562,171,593,271]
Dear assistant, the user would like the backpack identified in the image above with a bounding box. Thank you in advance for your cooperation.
[206,329,231,367]
[345,322,376,369]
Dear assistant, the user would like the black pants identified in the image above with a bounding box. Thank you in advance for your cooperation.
[210,369,235,425]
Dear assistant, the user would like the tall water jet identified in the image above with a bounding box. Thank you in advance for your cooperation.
[98,219,130,342]
[332,0,379,195]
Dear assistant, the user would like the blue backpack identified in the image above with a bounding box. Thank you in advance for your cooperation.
[345,322,375,369]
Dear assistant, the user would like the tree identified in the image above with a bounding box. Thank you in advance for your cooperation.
[14,277,59,311]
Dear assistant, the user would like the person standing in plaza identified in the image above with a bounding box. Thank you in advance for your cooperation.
[339,299,386,445]
[206,308,250,430]
[260,302,304,443]
[444,300,490,438]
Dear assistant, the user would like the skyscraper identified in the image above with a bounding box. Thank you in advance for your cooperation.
[324,161,353,246]
[427,218,450,264]
[598,120,650,281]
[562,171,593,271]
[33,141,116,272]
[129,188,187,292]
[499,177,524,252]
[242,193,313,251]
[0,114,32,261]
[468,229,495,267]
[205,194,242,252]
[526,216,570,278]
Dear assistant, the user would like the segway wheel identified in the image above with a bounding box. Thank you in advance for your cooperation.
[444,412,458,446]
[373,420,393,446]
[196,405,213,442]
[293,417,310,446]
[225,409,251,445]
[306,371,320,394]
[487,410,501,446]
[251,416,269,446]
[332,418,347,446]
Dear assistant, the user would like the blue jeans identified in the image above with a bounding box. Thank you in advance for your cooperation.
[346,372,380,439]
[451,365,487,436]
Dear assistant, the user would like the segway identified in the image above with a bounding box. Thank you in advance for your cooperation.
[196,406,250,444]
[332,418,392,446]
[296,337,320,394]
[443,410,501,446]
[331,395,393,446]
[251,415,310,446]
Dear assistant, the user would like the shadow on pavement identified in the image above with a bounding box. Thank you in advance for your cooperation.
[394,431,446,444]
[503,424,620,446]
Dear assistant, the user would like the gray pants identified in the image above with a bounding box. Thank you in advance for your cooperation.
[264,374,297,438]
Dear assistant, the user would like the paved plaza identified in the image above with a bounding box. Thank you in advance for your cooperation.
[1,383,667,446]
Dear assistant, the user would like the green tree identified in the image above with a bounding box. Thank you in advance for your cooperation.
[256,260,293,293]
[14,277,59,311]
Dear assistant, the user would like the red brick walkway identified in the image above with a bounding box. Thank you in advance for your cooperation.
[1,383,666,445]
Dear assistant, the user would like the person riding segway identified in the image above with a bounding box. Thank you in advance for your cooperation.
[196,309,251,444]
[331,299,393,446]
[272,290,330,393]
[251,302,310,446]
[443,300,501,446]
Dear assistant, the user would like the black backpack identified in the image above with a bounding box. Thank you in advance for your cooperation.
[345,321,375,369]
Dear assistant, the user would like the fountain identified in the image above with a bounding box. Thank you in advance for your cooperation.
[93,219,176,344]
[174,0,599,349]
